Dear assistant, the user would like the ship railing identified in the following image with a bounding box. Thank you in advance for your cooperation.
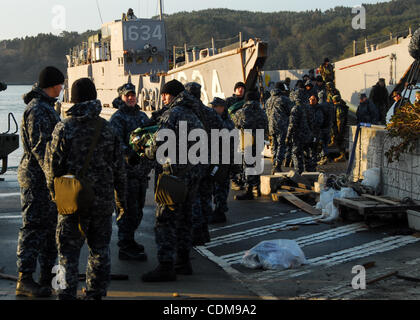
[170,33,243,70]
[351,24,420,57]
[68,40,112,67]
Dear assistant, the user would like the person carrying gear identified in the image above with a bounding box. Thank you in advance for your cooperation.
[110,82,152,261]
[265,82,292,174]
[331,95,349,163]
[44,78,127,300]
[16,66,64,298]
[141,80,203,282]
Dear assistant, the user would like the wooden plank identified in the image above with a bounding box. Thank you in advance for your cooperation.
[279,191,321,216]
[333,198,371,210]
[0,272,18,281]
[361,194,400,206]
[271,190,313,201]
[366,271,398,285]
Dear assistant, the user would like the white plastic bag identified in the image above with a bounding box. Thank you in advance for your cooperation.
[241,239,307,270]
[317,187,359,222]
[361,168,380,190]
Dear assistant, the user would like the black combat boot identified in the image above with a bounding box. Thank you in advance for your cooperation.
[118,240,147,261]
[16,272,51,298]
[38,268,54,297]
[234,186,254,200]
[175,251,193,275]
[141,262,177,282]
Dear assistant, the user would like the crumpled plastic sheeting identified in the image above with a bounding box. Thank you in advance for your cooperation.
[241,239,307,270]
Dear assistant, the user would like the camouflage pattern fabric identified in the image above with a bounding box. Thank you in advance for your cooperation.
[212,107,235,214]
[333,100,349,153]
[150,90,203,264]
[44,99,127,298]
[110,98,153,245]
[286,102,314,174]
[319,63,334,82]
[265,89,292,165]
[16,85,60,274]
[56,214,112,298]
[233,100,268,187]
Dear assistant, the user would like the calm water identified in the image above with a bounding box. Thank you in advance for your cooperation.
[0,85,32,168]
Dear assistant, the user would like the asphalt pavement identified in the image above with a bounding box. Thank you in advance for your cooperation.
[2,160,420,302]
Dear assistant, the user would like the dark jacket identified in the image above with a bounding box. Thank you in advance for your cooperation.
[151,91,204,180]
[18,85,61,188]
[110,98,153,179]
[265,89,292,136]
[357,99,379,124]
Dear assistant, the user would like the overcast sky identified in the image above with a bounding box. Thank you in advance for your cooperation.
[0,0,390,40]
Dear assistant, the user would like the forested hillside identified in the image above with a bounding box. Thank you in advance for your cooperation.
[1,0,419,83]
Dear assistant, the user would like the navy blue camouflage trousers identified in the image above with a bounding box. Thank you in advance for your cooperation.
[17,185,57,274]
[155,179,199,263]
[115,177,148,247]
[56,213,112,298]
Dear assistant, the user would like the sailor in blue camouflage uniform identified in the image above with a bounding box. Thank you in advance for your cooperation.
[209,97,235,223]
[265,82,292,174]
[301,79,317,105]
[44,78,127,300]
[306,95,325,171]
[184,82,224,245]
[141,80,203,282]
[16,66,64,298]
[109,82,152,261]
[233,90,268,200]
[314,75,328,104]
[226,82,246,191]
[286,91,314,174]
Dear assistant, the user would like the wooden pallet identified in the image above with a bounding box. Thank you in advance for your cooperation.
[333,195,420,226]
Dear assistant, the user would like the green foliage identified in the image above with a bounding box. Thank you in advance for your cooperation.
[1,0,420,83]
[385,101,420,163]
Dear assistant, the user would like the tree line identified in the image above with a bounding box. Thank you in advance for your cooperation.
[1,0,420,84]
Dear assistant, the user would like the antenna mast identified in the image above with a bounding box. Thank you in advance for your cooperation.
[158,0,163,20]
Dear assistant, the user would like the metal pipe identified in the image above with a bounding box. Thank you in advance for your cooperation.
[158,0,163,20]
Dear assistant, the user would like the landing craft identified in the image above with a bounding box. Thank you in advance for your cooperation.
[61,3,268,120]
